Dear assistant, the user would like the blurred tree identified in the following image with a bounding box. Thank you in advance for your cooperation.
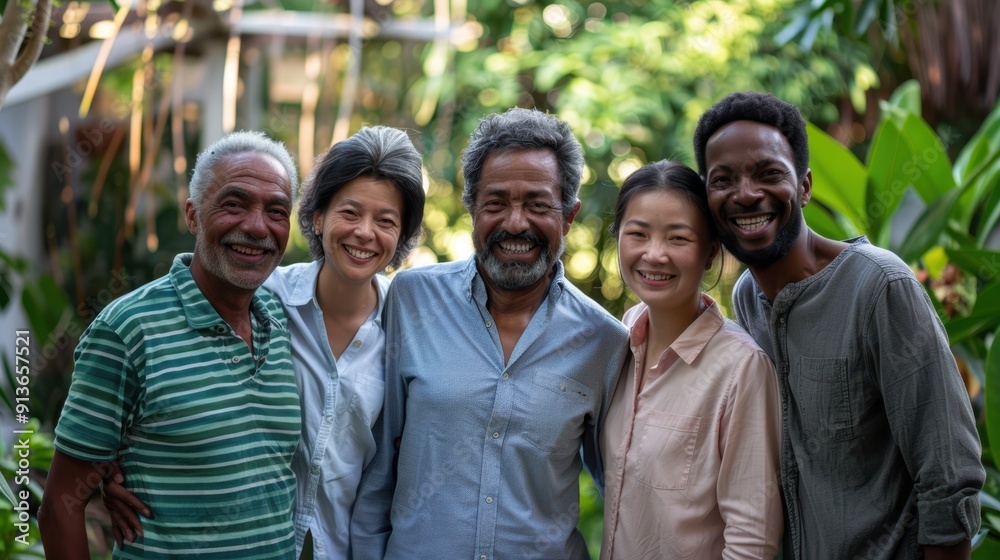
[408,0,872,319]
[0,0,53,109]
[778,0,1000,147]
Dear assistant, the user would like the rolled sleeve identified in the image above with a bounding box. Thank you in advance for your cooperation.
[870,276,985,545]
[917,490,980,544]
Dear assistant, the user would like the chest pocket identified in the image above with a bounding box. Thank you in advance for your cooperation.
[349,371,386,426]
[792,356,854,442]
[522,372,593,454]
[636,410,701,490]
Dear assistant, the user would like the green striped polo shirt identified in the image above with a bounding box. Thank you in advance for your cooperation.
[54,253,301,559]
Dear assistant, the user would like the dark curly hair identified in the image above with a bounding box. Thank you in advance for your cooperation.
[461,108,583,217]
[693,91,809,181]
[297,126,425,270]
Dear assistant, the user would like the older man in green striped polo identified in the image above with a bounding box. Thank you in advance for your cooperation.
[39,131,302,559]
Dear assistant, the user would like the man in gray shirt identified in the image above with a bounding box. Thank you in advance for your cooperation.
[693,91,984,559]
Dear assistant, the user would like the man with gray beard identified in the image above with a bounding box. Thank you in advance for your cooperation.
[40,131,301,559]
[351,108,629,560]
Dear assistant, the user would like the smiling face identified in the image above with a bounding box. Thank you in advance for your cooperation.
[618,189,718,315]
[471,149,579,291]
[313,176,403,286]
[186,152,292,293]
[704,120,811,268]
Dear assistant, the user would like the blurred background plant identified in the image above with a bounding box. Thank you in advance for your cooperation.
[0,0,996,558]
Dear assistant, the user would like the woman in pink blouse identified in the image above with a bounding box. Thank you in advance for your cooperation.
[601,160,782,559]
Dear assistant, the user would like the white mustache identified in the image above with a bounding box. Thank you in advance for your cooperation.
[220,231,277,252]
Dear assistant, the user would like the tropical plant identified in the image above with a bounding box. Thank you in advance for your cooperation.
[0,420,50,559]
[778,0,999,133]
[804,80,1000,554]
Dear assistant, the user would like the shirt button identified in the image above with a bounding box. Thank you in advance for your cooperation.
[213,325,226,334]
[232,355,240,363]
[780,316,786,324]
[559,384,566,391]
[353,340,362,348]
[492,432,500,439]
[501,373,509,380]
[311,464,320,475]
[480,556,487,560]
[485,321,493,328]
[485,496,493,504]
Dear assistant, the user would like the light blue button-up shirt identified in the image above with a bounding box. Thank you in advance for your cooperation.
[351,257,629,560]
[265,262,390,560]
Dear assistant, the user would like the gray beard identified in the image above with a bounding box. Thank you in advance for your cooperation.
[193,225,279,290]
[475,232,564,290]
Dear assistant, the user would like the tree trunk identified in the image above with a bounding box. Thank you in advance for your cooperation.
[0,0,53,110]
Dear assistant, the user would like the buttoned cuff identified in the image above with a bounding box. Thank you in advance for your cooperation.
[918,490,980,545]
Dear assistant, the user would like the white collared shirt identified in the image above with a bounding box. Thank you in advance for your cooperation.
[265,261,390,560]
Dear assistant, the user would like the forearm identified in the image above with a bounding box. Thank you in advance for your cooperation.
[924,540,970,560]
[38,485,93,559]
[39,451,105,559]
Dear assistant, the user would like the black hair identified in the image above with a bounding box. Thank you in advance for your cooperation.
[610,160,723,289]
[693,91,809,181]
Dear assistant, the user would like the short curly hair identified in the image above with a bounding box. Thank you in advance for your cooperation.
[693,91,809,181]
[461,108,583,217]
[297,126,425,270]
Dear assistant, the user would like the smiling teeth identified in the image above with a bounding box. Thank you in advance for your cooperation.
[500,242,532,254]
[233,245,264,256]
[734,215,771,231]
[639,271,672,281]
[346,247,376,259]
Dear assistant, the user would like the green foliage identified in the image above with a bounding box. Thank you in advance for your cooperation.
[974,534,1000,560]
[578,474,603,558]
[0,138,12,206]
[0,419,52,559]
[988,327,1000,469]
[777,0,909,49]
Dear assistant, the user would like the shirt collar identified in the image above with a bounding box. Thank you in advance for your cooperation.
[629,293,725,367]
[371,273,390,330]
[284,260,390,328]
[169,253,276,331]
[754,235,871,307]
[283,260,324,307]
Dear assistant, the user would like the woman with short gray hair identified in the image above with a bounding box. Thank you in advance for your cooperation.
[265,125,426,560]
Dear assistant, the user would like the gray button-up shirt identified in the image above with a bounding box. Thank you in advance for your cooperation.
[733,237,984,559]
[351,257,629,560]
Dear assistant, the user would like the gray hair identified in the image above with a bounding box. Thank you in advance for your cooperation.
[460,108,584,217]
[189,130,299,206]
[298,125,426,270]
